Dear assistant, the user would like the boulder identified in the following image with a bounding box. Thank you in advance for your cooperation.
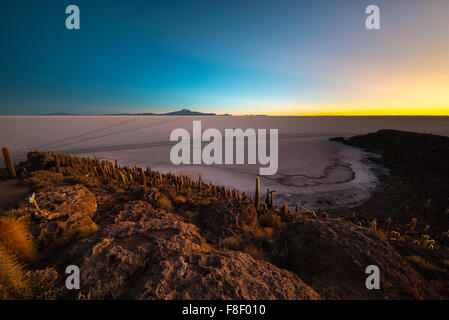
[273,218,440,299]
[60,201,320,300]
[19,185,98,247]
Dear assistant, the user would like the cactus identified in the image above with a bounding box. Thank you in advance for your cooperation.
[1,147,17,178]
[419,235,435,249]
[406,218,417,234]
[369,219,377,231]
[425,239,435,250]
[281,203,288,214]
[384,217,391,232]
[119,172,127,185]
[438,230,449,245]
[269,191,274,209]
[295,203,299,213]
[254,177,260,209]
[54,155,62,174]
[423,198,432,215]
[139,167,146,186]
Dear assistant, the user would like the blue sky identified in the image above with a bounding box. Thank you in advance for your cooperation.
[1,0,448,115]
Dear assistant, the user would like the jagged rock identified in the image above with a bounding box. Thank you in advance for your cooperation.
[273,218,440,299]
[196,199,260,243]
[18,185,98,248]
[59,201,320,300]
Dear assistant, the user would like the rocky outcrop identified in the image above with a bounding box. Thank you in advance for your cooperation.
[18,185,98,248]
[196,199,260,243]
[59,201,320,300]
[273,218,440,299]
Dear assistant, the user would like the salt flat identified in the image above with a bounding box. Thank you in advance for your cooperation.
[1,116,448,209]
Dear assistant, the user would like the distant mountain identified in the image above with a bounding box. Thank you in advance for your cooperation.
[30,109,231,116]
[108,112,157,116]
[162,109,217,116]
[107,109,229,116]
[44,112,78,116]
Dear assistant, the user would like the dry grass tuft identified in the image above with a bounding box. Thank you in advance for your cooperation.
[0,217,35,262]
[259,213,281,228]
[156,197,173,211]
[0,245,30,299]
[173,195,186,205]
[78,276,125,300]
[58,220,99,245]
[219,237,240,251]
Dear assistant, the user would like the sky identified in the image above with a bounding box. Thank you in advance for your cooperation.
[0,0,448,115]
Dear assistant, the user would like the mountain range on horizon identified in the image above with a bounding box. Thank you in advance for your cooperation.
[39,109,233,116]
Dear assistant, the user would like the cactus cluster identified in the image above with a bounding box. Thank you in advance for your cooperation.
[23,151,264,207]
[414,234,435,250]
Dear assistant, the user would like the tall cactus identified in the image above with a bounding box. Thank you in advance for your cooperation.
[281,203,288,214]
[2,147,17,178]
[254,177,260,209]
[139,167,146,186]
[55,155,62,174]
[384,217,392,232]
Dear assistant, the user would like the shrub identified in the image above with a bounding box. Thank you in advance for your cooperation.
[0,245,30,299]
[263,227,274,239]
[26,267,63,300]
[78,276,125,300]
[156,197,173,211]
[242,244,267,261]
[219,237,240,250]
[173,195,186,205]
[259,213,281,228]
[0,217,35,262]
[59,220,99,245]
[183,210,195,223]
